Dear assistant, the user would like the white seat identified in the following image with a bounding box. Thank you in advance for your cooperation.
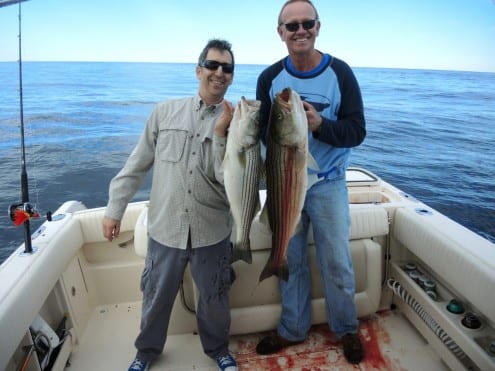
[134,203,389,335]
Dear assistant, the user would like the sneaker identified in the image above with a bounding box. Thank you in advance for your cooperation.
[341,333,364,364]
[128,358,149,371]
[216,353,238,371]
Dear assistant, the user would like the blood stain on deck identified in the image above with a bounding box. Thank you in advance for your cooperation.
[231,311,405,370]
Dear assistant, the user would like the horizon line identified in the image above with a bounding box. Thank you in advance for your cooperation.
[0,60,494,74]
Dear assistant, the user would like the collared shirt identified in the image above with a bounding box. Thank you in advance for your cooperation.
[105,95,231,249]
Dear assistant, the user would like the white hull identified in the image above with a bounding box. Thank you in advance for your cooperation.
[1,168,494,370]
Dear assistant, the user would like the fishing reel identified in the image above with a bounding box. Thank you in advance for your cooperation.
[8,202,52,227]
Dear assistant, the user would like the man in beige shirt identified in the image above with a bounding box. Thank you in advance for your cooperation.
[102,39,238,371]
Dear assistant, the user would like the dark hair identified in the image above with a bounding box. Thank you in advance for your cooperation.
[198,39,235,68]
[278,0,319,25]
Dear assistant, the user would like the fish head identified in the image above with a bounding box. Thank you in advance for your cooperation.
[230,96,261,148]
[269,88,308,147]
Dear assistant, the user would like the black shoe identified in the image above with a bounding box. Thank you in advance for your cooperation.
[255,333,304,355]
[341,333,364,364]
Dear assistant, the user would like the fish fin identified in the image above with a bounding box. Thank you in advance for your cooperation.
[259,258,289,282]
[231,240,253,264]
[279,259,289,282]
[307,152,319,171]
[259,260,275,282]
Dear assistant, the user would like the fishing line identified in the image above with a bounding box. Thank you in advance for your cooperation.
[7,0,52,252]
[19,125,42,213]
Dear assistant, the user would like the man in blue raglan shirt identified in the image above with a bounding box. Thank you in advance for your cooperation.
[255,0,366,364]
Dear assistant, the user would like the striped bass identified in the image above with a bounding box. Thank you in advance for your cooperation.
[259,88,310,282]
[223,97,262,264]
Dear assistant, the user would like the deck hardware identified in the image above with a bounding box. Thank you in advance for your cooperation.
[19,246,38,256]
[31,225,46,240]
[461,312,482,330]
[71,286,76,296]
[446,299,465,314]
[415,208,433,216]
[489,339,495,354]
[388,278,466,359]
[407,270,420,281]
[425,289,437,300]
[50,213,66,221]
[118,236,134,248]
[399,192,419,202]
[404,262,417,270]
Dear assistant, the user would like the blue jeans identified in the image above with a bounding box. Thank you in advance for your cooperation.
[278,176,358,341]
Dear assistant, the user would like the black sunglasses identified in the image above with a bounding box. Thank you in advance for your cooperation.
[280,19,317,32]
[200,60,234,74]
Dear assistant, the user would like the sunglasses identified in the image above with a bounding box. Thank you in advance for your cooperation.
[281,19,317,32]
[200,60,234,74]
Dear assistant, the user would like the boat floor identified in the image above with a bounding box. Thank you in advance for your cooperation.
[68,302,449,370]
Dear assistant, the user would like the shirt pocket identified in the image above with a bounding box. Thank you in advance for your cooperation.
[157,129,188,162]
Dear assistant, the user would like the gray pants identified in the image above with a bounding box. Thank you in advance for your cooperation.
[135,236,234,362]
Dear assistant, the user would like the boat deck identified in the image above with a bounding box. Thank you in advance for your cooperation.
[68,302,449,370]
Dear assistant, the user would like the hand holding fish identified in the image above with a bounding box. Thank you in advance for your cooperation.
[214,99,235,137]
[302,100,323,133]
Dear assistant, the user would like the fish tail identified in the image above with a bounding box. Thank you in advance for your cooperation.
[259,257,289,282]
[279,259,289,282]
[259,260,275,282]
[231,240,253,264]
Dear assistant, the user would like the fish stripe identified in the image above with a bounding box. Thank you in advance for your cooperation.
[263,139,305,280]
[225,98,262,264]
[259,88,308,282]
[238,144,261,244]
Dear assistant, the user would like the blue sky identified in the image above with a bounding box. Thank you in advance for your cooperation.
[1,0,494,72]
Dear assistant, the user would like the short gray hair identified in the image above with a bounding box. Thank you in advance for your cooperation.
[278,0,319,25]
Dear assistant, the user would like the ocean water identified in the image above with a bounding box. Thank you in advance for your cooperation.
[1,62,494,264]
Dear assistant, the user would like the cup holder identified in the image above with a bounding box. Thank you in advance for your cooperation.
[461,312,482,330]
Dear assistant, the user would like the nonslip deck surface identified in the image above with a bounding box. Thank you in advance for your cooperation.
[68,302,448,370]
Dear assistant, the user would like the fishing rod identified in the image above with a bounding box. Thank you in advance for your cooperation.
[6,0,51,254]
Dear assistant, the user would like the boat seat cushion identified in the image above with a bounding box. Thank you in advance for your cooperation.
[134,204,389,257]
[249,204,389,251]
[134,206,148,258]
[228,205,388,334]
[135,204,389,335]
[228,236,383,334]
[76,203,146,244]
